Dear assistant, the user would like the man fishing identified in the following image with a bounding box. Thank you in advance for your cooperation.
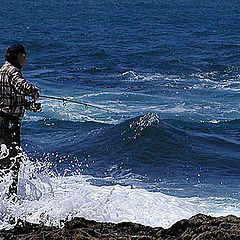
[0,43,41,198]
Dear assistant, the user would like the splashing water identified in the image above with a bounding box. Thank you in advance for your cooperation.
[121,113,160,140]
[0,152,203,230]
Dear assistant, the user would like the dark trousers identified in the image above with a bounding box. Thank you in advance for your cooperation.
[0,112,22,196]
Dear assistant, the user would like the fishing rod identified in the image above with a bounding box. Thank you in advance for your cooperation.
[40,95,118,115]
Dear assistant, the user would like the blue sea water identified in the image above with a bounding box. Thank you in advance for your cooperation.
[0,0,240,229]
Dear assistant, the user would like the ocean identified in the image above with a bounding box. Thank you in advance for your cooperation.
[0,0,240,229]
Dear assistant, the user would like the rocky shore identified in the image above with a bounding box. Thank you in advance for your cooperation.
[0,214,240,240]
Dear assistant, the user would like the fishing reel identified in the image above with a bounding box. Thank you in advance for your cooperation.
[25,100,42,112]
[31,102,42,112]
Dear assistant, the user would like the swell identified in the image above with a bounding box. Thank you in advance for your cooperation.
[24,114,240,182]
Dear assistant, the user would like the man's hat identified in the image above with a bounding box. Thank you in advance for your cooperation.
[6,43,26,55]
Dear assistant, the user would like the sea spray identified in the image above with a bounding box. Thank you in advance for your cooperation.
[0,153,203,230]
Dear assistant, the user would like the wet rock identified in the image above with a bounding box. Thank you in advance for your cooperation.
[157,214,240,240]
[0,214,240,240]
[0,217,161,240]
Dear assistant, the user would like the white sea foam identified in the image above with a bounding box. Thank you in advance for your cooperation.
[1,156,239,232]
[200,197,240,218]
[121,71,183,83]
[0,157,203,230]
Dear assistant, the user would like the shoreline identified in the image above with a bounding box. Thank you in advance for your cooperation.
[1,214,240,240]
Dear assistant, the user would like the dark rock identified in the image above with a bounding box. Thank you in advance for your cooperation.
[156,214,240,240]
[0,214,240,240]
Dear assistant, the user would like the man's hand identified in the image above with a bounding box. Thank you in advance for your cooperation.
[32,91,40,100]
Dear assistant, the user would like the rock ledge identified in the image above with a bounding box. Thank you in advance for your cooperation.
[1,214,240,240]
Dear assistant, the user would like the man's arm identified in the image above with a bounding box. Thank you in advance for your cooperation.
[10,68,39,99]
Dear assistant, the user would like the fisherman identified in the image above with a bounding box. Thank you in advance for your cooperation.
[0,43,41,197]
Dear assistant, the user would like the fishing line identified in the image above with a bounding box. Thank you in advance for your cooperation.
[40,95,118,115]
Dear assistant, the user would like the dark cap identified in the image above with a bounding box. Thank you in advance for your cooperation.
[6,43,26,55]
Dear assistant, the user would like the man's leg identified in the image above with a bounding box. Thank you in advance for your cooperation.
[8,118,22,195]
[0,116,22,196]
